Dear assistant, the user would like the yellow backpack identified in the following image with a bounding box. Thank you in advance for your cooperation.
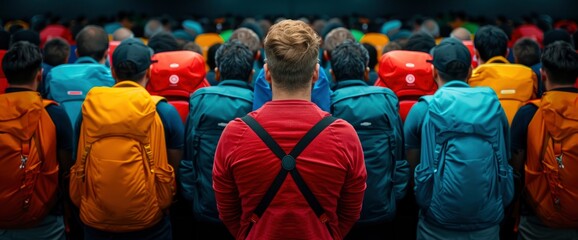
[468,56,538,125]
[70,81,176,232]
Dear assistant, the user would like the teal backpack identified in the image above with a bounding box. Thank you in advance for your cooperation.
[414,85,514,230]
[330,84,409,224]
[179,81,253,223]
[46,63,114,125]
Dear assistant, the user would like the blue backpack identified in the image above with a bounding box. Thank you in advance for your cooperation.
[414,86,514,231]
[330,83,409,224]
[46,63,114,125]
[179,81,253,223]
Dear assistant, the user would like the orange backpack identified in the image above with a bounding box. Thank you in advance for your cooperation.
[525,91,578,228]
[0,92,59,228]
[468,56,538,125]
[70,81,176,232]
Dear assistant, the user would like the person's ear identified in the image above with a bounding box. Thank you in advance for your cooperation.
[255,50,261,61]
[311,63,320,84]
[215,67,221,82]
[540,68,549,90]
[75,48,79,58]
[364,67,370,81]
[36,68,42,83]
[264,63,272,84]
[111,67,118,80]
[323,50,330,62]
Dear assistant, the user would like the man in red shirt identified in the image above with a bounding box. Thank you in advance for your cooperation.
[213,19,367,240]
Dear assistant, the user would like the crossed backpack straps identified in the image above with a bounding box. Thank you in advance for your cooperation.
[240,115,337,235]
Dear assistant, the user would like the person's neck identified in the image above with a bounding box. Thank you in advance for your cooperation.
[8,84,36,91]
[271,85,312,101]
[547,83,576,91]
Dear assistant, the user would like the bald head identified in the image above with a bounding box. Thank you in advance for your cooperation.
[113,27,134,41]
[451,27,472,41]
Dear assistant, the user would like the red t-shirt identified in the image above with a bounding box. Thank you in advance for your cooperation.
[213,99,367,240]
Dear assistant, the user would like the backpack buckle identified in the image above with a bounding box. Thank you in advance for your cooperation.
[319,213,329,223]
[250,213,259,223]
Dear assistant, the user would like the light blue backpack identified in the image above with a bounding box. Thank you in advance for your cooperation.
[46,63,114,126]
[414,86,514,231]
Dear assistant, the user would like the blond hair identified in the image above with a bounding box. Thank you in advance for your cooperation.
[264,19,321,92]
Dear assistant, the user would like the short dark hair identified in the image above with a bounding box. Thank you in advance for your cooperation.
[148,32,179,53]
[43,37,70,66]
[541,41,578,85]
[76,25,109,61]
[362,43,378,71]
[215,40,254,81]
[404,32,436,53]
[207,43,222,71]
[438,61,470,81]
[114,61,147,81]
[513,38,541,67]
[474,25,509,62]
[330,40,369,81]
[2,41,42,85]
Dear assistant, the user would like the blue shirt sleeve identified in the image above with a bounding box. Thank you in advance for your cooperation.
[46,104,73,152]
[156,101,185,150]
[510,104,538,152]
[252,68,272,111]
[403,101,428,150]
[252,67,332,112]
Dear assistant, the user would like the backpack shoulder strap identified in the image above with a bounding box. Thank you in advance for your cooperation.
[151,95,167,105]
[42,99,57,108]
[527,99,541,108]
[241,115,337,224]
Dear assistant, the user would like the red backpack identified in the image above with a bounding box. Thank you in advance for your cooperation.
[375,50,438,122]
[0,92,59,228]
[525,92,578,228]
[147,50,210,123]
[0,50,7,94]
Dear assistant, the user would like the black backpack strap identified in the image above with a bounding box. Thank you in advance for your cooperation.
[241,115,337,224]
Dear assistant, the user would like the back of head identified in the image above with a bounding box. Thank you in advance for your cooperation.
[2,41,42,85]
[229,27,261,57]
[362,43,378,71]
[207,43,222,71]
[264,19,321,92]
[215,40,254,81]
[148,32,179,54]
[543,29,573,48]
[76,25,109,61]
[10,30,41,47]
[331,40,369,81]
[183,41,203,55]
[112,38,152,82]
[474,25,509,62]
[450,27,472,41]
[513,38,541,67]
[382,41,402,55]
[430,41,472,82]
[541,41,578,85]
[420,19,440,38]
[43,37,71,66]
[404,32,436,53]
[239,19,264,41]
[323,27,355,57]
[144,18,164,39]
[112,27,134,42]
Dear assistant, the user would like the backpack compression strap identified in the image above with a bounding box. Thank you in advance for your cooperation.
[241,115,337,224]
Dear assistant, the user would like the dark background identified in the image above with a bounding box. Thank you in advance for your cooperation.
[1,0,577,20]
